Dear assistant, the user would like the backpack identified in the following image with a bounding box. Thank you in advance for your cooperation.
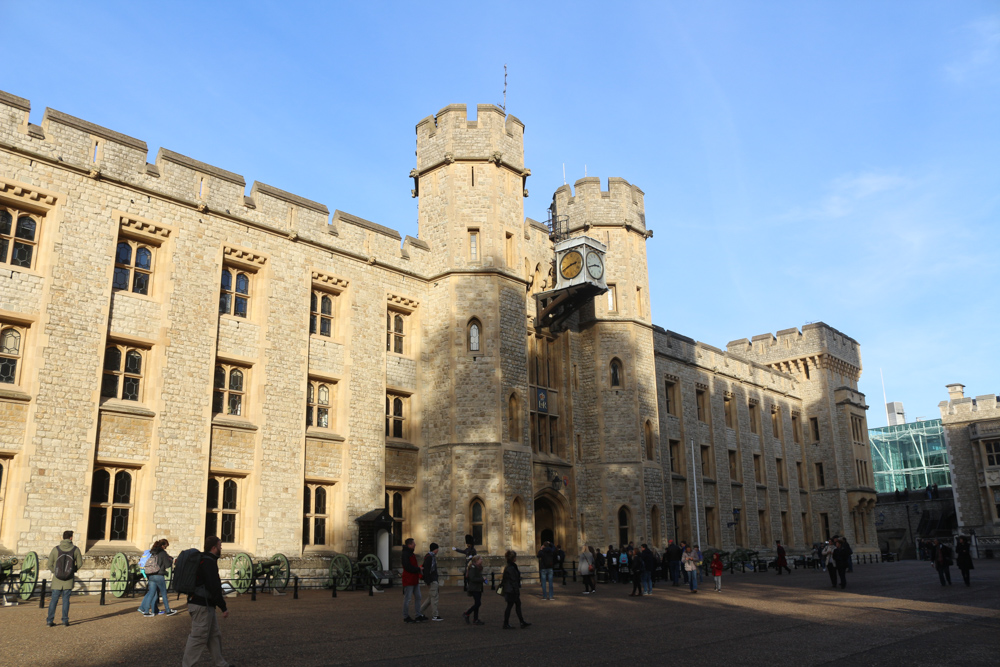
[53,546,77,581]
[143,550,162,575]
[173,548,202,595]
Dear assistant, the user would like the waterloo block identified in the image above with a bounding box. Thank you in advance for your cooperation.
[0,92,878,582]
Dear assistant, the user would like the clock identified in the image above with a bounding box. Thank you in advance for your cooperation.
[560,250,583,279]
[586,252,604,280]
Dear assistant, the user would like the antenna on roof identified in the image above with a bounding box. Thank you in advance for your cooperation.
[499,64,507,113]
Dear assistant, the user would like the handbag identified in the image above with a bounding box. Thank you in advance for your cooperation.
[495,584,504,596]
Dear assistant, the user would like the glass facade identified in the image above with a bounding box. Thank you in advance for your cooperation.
[869,419,950,493]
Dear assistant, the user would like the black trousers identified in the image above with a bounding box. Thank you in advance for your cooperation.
[937,565,952,585]
[465,591,482,620]
[828,564,838,587]
[503,591,524,625]
[836,565,847,588]
[631,573,642,595]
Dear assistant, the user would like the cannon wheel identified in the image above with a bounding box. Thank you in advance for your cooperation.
[357,553,382,586]
[268,553,290,591]
[329,554,352,591]
[18,551,38,601]
[231,553,254,594]
[110,552,129,598]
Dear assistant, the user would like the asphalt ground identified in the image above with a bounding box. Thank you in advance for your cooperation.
[3,560,998,666]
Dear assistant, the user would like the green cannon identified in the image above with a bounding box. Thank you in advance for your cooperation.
[108,552,173,598]
[229,552,290,594]
[327,553,382,591]
[0,552,38,603]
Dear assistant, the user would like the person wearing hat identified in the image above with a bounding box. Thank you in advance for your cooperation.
[420,543,442,621]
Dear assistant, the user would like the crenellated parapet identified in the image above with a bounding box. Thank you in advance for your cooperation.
[550,176,647,236]
[413,104,526,176]
[726,322,862,381]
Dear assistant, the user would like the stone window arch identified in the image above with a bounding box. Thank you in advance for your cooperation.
[468,318,482,352]
[617,506,631,546]
[470,497,486,547]
[508,392,520,443]
[610,358,623,388]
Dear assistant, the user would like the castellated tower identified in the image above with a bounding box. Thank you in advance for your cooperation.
[727,324,876,546]
[547,177,660,551]
[412,105,535,556]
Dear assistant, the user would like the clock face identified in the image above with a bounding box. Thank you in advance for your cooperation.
[560,250,583,279]
[586,252,604,280]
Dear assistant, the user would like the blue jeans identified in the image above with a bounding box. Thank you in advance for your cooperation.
[47,589,71,624]
[402,584,422,618]
[688,569,698,591]
[641,572,653,594]
[140,574,172,614]
[540,568,554,599]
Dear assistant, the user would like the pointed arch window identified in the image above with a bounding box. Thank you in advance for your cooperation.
[0,208,39,269]
[387,310,406,354]
[219,267,251,318]
[307,379,335,429]
[87,467,134,543]
[0,325,25,385]
[213,363,248,416]
[101,344,145,402]
[610,358,623,388]
[303,483,332,547]
[471,498,486,546]
[617,506,630,546]
[310,290,337,338]
[112,240,154,295]
[206,475,241,543]
[468,319,481,352]
[385,393,407,440]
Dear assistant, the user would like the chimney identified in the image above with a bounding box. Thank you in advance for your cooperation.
[946,384,965,401]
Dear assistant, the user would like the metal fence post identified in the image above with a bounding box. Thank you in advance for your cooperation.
[39,580,47,609]
[100,578,107,606]
[293,576,299,600]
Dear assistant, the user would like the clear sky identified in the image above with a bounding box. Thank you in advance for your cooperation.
[5,1,998,426]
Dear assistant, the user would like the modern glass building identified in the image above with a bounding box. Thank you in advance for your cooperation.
[869,419,950,493]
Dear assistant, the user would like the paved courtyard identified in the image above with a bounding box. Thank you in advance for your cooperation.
[3,560,999,666]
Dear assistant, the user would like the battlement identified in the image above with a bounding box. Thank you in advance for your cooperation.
[414,104,525,173]
[550,176,646,234]
[939,385,1000,422]
[726,321,862,374]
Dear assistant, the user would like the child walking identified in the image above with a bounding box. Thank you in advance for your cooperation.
[710,552,724,592]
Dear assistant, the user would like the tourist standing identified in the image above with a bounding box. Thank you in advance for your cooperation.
[419,543,442,621]
[607,544,619,583]
[774,540,791,575]
[682,545,699,593]
[955,536,974,586]
[401,538,424,622]
[463,555,486,625]
[537,541,556,600]
[679,541,690,584]
[665,539,682,586]
[710,552,724,592]
[182,536,231,667]
[823,539,837,586]
[832,539,850,589]
[45,530,82,627]
[579,545,596,594]
[138,539,176,617]
[501,550,531,629]
[640,544,656,595]
[933,538,953,586]
[629,547,644,597]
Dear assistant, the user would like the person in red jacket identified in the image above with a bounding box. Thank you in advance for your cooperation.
[401,538,425,622]
[710,552,724,592]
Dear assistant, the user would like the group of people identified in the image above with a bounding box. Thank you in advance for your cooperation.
[930,536,974,587]
[561,540,719,594]
[819,536,854,588]
[400,534,531,630]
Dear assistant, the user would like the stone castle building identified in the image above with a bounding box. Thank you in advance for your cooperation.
[0,88,877,578]
[939,384,1000,552]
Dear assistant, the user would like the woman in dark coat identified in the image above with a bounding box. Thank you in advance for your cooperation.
[832,539,850,589]
[501,550,531,629]
[463,555,485,625]
[955,536,974,587]
[629,547,644,597]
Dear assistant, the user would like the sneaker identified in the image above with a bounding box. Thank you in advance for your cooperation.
[142,612,154,618]
[165,610,178,616]
[582,591,590,595]
[432,616,443,622]
[137,608,146,615]
[520,621,531,628]
[157,611,165,615]
[403,616,415,623]
[46,621,54,627]
[62,621,69,626]
[415,615,429,622]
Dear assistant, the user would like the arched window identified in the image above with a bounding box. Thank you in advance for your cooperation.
[651,506,661,546]
[219,267,251,318]
[310,291,337,337]
[303,483,330,547]
[307,379,334,429]
[213,364,248,416]
[88,467,133,542]
[471,499,485,546]
[610,358,623,387]
[617,506,630,546]
[511,497,525,550]
[1,326,24,385]
[388,491,405,546]
[644,421,655,461]
[508,393,520,442]
[468,319,481,352]
[0,209,39,269]
[101,344,144,402]
[386,394,406,439]
[112,240,153,295]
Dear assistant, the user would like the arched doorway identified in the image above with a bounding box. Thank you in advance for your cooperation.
[534,492,567,550]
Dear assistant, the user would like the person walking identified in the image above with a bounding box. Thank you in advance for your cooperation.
[537,541,556,600]
[401,538,424,622]
[138,539,176,617]
[832,538,850,589]
[665,539,682,587]
[933,538,953,586]
[682,545,699,593]
[640,544,656,595]
[629,547,644,597]
[710,552,724,592]
[579,545,596,594]
[774,540,791,575]
[419,543,442,621]
[823,539,837,587]
[955,536,974,586]
[45,530,82,627]
[500,550,530,629]
[462,555,486,625]
[182,536,231,667]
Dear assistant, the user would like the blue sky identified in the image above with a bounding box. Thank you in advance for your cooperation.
[5,1,998,425]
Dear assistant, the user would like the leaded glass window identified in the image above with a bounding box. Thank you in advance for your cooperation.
[0,326,23,385]
[112,240,153,295]
[307,380,333,429]
[101,344,144,402]
[311,291,335,337]
[87,467,133,542]
[206,475,241,544]
[0,208,38,269]
[213,364,248,416]
[219,267,250,318]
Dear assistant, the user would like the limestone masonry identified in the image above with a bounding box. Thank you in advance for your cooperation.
[0,90,878,582]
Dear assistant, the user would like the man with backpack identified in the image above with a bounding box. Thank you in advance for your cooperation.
[45,530,82,626]
[181,536,232,667]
